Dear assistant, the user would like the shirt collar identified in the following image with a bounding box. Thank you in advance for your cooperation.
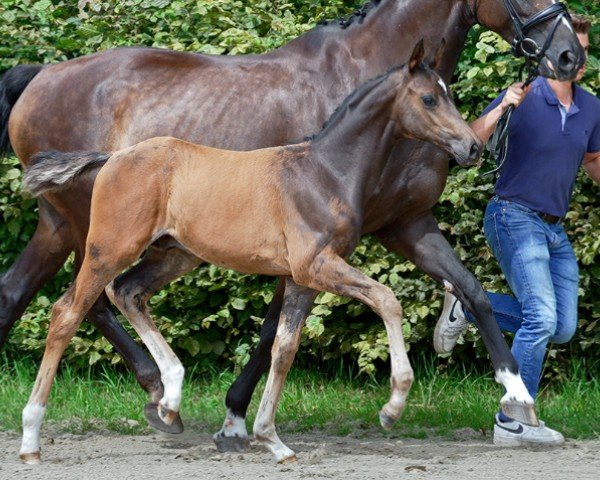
[539,76,580,116]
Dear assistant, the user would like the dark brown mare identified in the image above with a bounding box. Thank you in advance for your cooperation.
[0,0,583,442]
[20,43,482,463]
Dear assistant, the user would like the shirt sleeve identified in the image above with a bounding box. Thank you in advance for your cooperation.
[587,120,600,154]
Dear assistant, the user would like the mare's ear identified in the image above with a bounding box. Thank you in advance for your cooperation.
[409,39,425,73]
[432,38,446,72]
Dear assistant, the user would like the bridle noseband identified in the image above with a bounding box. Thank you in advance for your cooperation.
[503,0,570,63]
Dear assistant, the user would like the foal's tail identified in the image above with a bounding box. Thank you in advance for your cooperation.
[23,151,111,197]
[0,64,44,158]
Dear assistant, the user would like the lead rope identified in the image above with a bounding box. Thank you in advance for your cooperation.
[482,63,537,178]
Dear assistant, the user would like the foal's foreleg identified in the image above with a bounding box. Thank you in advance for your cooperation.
[214,278,286,452]
[376,213,534,411]
[253,279,317,463]
[301,251,414,430]
[106,245,201,433]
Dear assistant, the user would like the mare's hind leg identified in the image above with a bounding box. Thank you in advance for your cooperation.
[253,278,317,463]
[20,247,137,463]
[105,240,201,433]
[0,198,72,348]
[376,213,535,420]
[214,278,286,452]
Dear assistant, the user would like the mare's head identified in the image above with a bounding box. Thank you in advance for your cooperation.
[390,40,482,167]
[475,0,585,80]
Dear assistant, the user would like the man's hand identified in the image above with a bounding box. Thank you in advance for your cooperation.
[499,82,531,112]
[470,82,532,144]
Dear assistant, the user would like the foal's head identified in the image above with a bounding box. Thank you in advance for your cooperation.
[390,40,482,167]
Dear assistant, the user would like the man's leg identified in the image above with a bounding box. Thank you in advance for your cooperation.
[547,225,579,345]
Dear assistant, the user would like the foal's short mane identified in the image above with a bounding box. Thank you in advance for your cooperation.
[305,63,406,143]
[318,0,383,29]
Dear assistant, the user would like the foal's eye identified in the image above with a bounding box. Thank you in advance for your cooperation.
[421,95,437,108]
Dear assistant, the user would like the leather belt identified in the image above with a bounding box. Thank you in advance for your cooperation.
[537,212,562,224]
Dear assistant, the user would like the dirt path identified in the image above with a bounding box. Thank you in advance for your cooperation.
[1,429,598,480]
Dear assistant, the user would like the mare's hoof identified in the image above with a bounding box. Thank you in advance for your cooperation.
[501,401,539,427]
[144,402,184,434]
[213,433,251,453]
[379,411,397,431]
[278,454,298,464]
[19,452,41,464]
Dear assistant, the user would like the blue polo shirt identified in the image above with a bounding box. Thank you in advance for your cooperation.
[483,77,600,217]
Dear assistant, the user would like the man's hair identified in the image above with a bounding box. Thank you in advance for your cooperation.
[571,15,591,35]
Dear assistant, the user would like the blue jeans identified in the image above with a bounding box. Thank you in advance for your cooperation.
[465,196,579,399]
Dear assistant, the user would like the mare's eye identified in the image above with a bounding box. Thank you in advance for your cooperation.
[422,95,437,108]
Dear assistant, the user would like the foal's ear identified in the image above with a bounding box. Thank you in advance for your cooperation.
[432,38,447,72]
[408,39,425,73]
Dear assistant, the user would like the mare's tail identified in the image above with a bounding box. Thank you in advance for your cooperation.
[0,64,44,158]
[23,151,111,197]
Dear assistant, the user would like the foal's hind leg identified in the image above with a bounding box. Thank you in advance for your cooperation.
[214,278,286,452]
[377,213,535,419]
[106,242,201,433]
[19,253,131,463]
[300,251,414,430]
[253,278,317,463]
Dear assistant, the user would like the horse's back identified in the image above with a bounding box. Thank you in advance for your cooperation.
[8,46,313,164]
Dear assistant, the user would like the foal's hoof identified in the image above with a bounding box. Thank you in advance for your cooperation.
[144,402,184,434]
[213,432,251,453]
[379,410,397,431]
[19,452,41,464]
[278,454,298,464]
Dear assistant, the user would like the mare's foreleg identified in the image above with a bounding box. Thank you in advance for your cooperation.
[253,278,317,463]
[376,213,535,419]
[106,242,200,433]
[214,278,286,452]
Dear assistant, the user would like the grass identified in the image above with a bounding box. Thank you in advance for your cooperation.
[0,357,598,440]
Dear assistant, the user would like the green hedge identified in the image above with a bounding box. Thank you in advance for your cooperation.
[0,1,598,378]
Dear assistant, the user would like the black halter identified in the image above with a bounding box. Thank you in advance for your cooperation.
[483,1,571,178]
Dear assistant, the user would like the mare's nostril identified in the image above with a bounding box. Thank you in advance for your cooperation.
[557,50,577,73]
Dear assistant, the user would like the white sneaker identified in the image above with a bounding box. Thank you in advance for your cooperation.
[433,292,468,354]
[493,414,565,446]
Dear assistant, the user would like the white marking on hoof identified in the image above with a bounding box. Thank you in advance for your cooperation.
[495,368,534,405]
[274,446,297,464]
[442,280,455,294]
[214,409,249,439]
[20,403,46,462]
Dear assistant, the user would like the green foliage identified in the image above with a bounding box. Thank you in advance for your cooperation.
[0,0,598,379]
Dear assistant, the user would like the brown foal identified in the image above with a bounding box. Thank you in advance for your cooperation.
[20,41,481,463]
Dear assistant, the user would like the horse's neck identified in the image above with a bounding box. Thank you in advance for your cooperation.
[283,0,473,83]
[311,75,401,202]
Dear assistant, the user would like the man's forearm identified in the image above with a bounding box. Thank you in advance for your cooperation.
[470,105,507,144]
[583,153,600,184]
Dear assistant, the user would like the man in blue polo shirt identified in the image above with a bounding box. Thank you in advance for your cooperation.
[434,16,599,446]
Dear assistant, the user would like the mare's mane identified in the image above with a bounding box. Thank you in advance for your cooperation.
[318,0,384,29]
